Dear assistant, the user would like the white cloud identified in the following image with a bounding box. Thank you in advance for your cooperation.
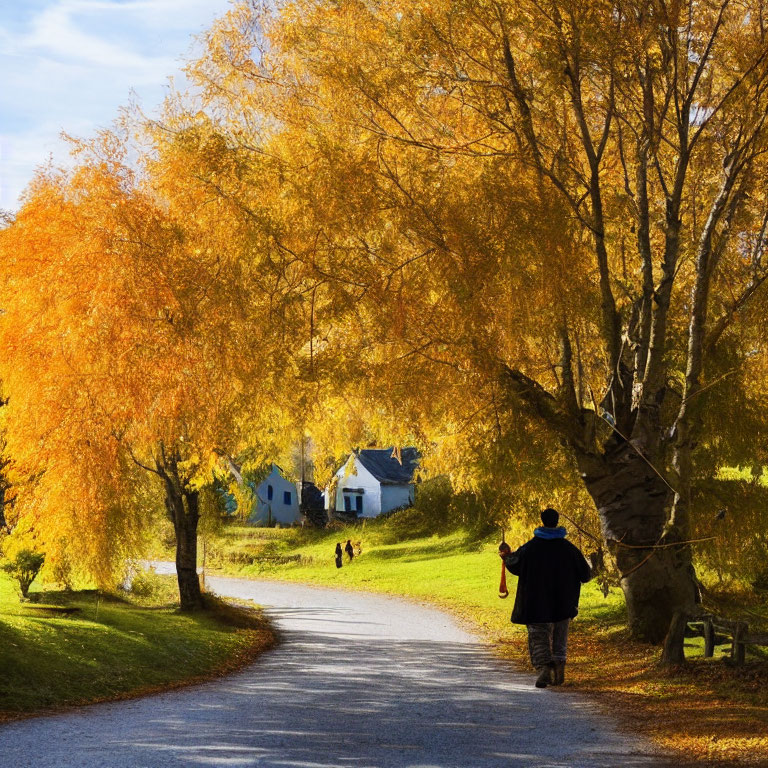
[25,7,170,71]
[0,0,234,210]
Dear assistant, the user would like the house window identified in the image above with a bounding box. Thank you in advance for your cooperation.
[344,495,352,512]
[267,484,273,501]
[355,495,363,513]
[283,491,292,505]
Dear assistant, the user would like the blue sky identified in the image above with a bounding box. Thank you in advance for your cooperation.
[0,0,234,211]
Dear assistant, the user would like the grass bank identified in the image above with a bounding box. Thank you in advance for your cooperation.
[201,519,768,767]
[0,571,275,719]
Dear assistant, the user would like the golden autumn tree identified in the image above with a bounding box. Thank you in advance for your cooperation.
[0,131,303,608]
[183,0,768,645]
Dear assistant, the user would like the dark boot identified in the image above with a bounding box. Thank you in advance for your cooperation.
[534,665,552,688]
[552,662,565,686]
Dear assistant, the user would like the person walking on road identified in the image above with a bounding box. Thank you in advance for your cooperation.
[500,507,591,689]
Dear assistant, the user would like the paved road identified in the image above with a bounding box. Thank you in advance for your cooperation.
[1,571,665,767]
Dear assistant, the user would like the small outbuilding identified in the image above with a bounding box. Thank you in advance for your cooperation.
[249,464,301,526]
[325,448,419,518]
[299,481,326,527]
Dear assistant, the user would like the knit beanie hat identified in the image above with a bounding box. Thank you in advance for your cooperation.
[540,507,559,528]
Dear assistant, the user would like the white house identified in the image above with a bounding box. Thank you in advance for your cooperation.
[249,464,301,526]
[325,448,419,518]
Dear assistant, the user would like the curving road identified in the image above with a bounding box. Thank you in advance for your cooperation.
[1,571,666,767]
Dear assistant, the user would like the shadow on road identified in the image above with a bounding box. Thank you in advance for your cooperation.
[112,625,658,768]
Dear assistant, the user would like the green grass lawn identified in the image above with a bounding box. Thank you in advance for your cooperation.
[0,571,274,718]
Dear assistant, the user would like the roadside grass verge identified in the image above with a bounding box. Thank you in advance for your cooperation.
[0,571,275,719]
[204,519,768,767]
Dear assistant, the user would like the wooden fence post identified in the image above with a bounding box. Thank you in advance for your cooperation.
[732,621,747,666]
[703,617,715,658]
[661,610,689,666]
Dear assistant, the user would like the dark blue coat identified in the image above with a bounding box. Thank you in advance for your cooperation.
[503,533,591,625]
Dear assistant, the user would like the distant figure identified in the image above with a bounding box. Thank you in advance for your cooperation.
[500,508,591,688]
[344,539,354,562]
[335,542,343,569]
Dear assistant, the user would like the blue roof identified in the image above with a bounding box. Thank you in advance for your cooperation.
[357,448,419,484]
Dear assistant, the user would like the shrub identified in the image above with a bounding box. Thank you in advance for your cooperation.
[2,549,45,597]
[382,477,503,538]
[46,538,75,591]
[128,568,176,603]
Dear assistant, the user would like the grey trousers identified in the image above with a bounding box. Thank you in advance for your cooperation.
[526,619,570,669]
